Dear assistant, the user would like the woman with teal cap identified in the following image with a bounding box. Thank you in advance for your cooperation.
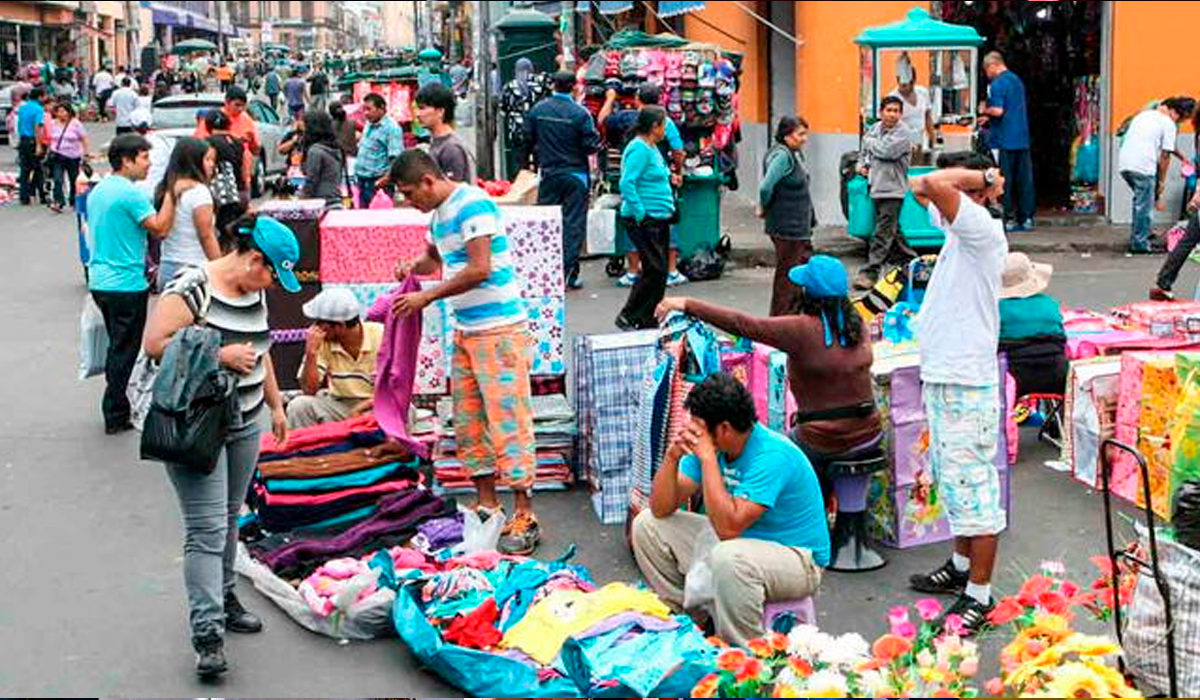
[143,212,301,679]
[657,255,883,529]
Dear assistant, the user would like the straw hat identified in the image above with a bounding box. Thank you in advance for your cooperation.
[1000,252,1053,300]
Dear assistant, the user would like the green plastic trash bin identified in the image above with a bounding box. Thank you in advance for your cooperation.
[677,173,722,259]
[845,165,945,248]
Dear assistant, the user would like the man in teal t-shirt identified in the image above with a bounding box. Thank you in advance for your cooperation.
[632,373,828,646]
[87,133,177,434]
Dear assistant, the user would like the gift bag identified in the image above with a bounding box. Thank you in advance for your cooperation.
[78,295,108,380]
[127,351,159,431]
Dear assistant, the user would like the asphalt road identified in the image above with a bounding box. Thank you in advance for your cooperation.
[0,120,1176,696]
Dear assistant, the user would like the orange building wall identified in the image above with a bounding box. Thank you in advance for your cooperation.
[684,2,767,122]
[794,0,931,133]
[1111,1,1200,133]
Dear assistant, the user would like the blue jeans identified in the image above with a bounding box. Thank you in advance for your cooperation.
[356,175,394,209]
[1122,170,1156,251]
[998,148,1036,224]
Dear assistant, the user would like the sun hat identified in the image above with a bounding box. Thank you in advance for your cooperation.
[303,288,363,322]
[243,216,301,293]
[1000,252,1053,300]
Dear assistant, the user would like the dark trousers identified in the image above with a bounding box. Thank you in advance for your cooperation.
[1157,211,1200,291]
[91,289,149,430]
[114,125,134,135]
[537,173,589,285]
[356,175,393,209]
[17,137,43,205]
[49,153,80,208]
[620,216,671,329]
[770,236,813,317]
[999,148,1036,224]
[861,198,914,279]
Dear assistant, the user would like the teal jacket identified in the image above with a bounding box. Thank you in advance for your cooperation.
[619,137,674,222]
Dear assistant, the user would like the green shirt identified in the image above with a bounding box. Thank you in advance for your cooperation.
[999,294,1064,341]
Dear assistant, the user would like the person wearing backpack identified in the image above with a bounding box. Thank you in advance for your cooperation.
[155,137,221,291]
[203,109,250,241]
[143,212,299,679]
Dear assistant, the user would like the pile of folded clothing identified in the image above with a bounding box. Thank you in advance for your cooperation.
[430,394,577,493]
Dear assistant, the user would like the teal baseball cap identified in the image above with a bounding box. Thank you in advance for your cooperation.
[249,216,301,293]
[788,255,849,299]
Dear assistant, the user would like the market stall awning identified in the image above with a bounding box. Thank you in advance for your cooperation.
[658,1,707,18]
[854,7,984,48]
[578,1,635,15]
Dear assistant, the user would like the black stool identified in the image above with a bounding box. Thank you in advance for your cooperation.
[825,448,889,572]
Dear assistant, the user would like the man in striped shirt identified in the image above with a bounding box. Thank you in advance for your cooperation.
[389,150,540,555]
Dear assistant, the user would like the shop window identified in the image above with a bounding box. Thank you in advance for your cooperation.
[302,0,314,23]
[279,1,290,20]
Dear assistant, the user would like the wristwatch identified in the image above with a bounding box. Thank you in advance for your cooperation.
[982,168,999,188]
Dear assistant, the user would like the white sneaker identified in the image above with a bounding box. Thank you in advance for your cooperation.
[667,271,689,287]
[616,272,639,287]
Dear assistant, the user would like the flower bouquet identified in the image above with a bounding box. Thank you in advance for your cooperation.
[691,598,979,698]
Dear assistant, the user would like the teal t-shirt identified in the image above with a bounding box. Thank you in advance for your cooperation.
[681,424,831,566]
[87,174,157,293]
[999,294,1064,341]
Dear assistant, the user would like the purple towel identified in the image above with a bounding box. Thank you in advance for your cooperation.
[417,514,465,550]
[367,275,427,457]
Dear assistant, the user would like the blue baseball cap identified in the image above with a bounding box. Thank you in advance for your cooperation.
[249,216,301,293]
[788,255,849,299]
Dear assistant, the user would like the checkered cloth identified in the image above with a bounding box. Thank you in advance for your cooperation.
[592,469,635,525]
[1126,525,1200,696]
[630,352,675,513]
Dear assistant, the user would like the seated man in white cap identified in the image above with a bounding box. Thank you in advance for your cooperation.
[289,287,385,429]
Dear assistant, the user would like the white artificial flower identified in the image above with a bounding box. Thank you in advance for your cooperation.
[806,669,850,697]
[857,668,891,698]
[788,624,834,659]
[818,633,871,668]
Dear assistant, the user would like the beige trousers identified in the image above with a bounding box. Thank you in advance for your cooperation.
[286,390,361,429]
[631,509,822,647]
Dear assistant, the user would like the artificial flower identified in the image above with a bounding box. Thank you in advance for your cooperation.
[930,689,958,698]
[749,637,774,658]
[988,596,1027,625]
[803,669,849,698]
[959,657,979,678]
[916,649,936,668]
[943,613,967,637]
[1037,590,1071,616]
[888,605,910,628]
[773,682,801,698]
[737,657,766,683]
[789,656,814,679]
[985,677,1005,696]
[1017,575,1054,606]
[894,621,918,640]
[1042,661,1111,699]
[717,648,750,672]
[788,624,835,659]
[915,598,943,621]
[872,633,912,661]
[768,632,790,653]
[817,633,870,669]
[693,672,721,698]
[708,635,729,648]
[1081,659,1142,698]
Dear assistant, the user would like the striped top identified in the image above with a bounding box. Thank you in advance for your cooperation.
[164,265,272,419]
[298,321,384,400]
[430,184,526,333]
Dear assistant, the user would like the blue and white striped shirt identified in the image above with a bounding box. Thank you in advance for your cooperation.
[431,185,526,333]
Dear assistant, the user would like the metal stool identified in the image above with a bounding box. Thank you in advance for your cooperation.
[1023,393,1065,449]
[763,597,816,634]
[827,449,889,572]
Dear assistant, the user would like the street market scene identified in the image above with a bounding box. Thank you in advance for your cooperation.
[6,0,1200,697]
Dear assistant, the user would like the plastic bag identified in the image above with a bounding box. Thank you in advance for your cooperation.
[127,352,159,431]
[1175,481,1200,552]
[78,295,108,380]
[682,522,719,613]
[587,208,617,255]
[451,506,505,556]
[234,543,397,640]
[369,188,394,209]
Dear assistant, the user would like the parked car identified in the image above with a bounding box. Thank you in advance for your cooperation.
[151,92,287,196]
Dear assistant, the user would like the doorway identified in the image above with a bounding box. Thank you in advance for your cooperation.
[939,1,1105,217]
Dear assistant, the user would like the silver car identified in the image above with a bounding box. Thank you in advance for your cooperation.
[151,92,288,196]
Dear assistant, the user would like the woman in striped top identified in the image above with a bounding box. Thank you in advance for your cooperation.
[143,212,300,679]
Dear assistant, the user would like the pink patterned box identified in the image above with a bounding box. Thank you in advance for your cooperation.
[319,209,431,283]
[501,206,565,300]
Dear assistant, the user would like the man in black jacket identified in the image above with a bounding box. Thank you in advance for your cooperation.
[522,71,601,290]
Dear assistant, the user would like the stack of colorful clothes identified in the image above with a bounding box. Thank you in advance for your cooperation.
[430,394,577,494]
[392,550,716,697]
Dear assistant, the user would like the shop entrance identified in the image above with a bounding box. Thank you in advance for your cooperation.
[938,0,1105,217]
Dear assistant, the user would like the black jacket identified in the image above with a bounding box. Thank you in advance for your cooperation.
[521,93,600,178]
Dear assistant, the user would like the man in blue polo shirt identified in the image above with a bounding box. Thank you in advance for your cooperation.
[633,373,829,646]
[87,134,178,434]
[355,91,405,208]
[16,86,49,205]
[979,51,1035,231]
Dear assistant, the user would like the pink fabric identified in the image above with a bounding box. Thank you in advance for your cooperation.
[319,209,431,283]
[1005,372,1019,466]
[1066,331,1199,360]
[261,415,381,455]
[367,275,428,456]
[750,343,796,429]
[255,478,416,506]
[369,189,394,209]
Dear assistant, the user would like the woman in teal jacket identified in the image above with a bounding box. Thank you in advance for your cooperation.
[616,106,676,331]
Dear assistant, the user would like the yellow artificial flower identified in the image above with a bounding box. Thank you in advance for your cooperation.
[1043,661,1110,699]
[1081,659,1143,698]
[1057,634,1120,658]
[774,683,801,698]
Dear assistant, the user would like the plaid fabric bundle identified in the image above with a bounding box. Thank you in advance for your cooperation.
[630,352,676,513]
[1125,525,1200,696]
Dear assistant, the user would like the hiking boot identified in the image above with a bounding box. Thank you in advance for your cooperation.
[938,593,995,637]
[192,631,227,679]
[499,511,541,556]
[1150,286,1175,302]
[909,559,969,595]
[224,591,263,634]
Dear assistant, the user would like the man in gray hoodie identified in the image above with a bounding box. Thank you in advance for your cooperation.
[855,95,917,289]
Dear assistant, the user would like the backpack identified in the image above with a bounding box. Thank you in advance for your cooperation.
[211,160,242,208]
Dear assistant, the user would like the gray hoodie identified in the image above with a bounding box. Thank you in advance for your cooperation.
[857,120,913,199]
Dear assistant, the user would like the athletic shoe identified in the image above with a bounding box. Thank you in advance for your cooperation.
[909,559,969,595]
[667,270,689,287]
[616,272,639,287]
[499,511,541,555]
[938,593,995,637]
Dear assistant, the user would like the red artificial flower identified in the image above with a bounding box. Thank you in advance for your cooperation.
[717,648,750,673]
[789,657,814,678]
[985,678,1005,696]
[915,598,944,622]
[1037,590,1071,616]
[748,637,773,659]
[708,636,729,648]
[931,689,959,698]
[872,633,913,661]
[737,657,765,683]
[1017,575,1054,607]
[988,596,1027,626]
[768,632,789,653]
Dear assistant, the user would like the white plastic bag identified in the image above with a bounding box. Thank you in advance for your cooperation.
[683,523,720,613]
[452,505,506,556]
[587,208,617,256]
[127,351,159,431]
[78,295,108,380]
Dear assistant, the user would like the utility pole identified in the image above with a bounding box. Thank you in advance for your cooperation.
[561,0,576,70]
[472,0,494,178]
[215,0,225,57]
[123,0,139,68]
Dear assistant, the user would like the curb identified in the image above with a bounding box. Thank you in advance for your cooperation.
[728,236,1130,268]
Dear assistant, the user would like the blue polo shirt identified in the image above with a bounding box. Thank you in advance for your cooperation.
[87,174,158,293]
[681,423,832,566]
[16,101,44,139]
[986,70,1030,150]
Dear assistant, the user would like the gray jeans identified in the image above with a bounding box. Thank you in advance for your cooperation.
[165,408,265,638]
